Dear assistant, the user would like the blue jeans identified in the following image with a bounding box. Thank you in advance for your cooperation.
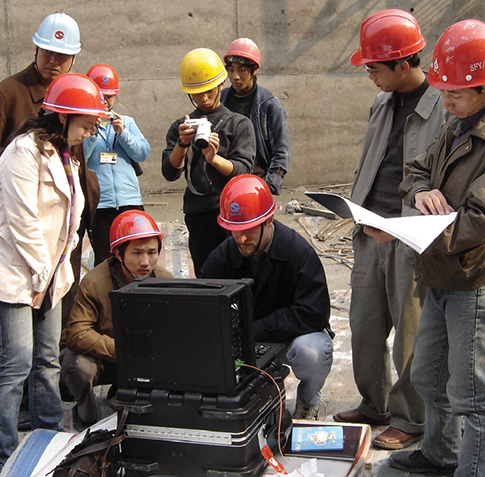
[411,288,485,477]
[284,330,333,407]
[0,301,63,469]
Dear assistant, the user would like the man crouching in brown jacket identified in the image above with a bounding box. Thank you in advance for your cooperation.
[61,211,172,430]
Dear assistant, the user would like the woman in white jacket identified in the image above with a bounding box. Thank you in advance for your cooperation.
[0,73,108,470]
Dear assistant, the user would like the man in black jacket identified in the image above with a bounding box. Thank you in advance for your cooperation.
[200,174,333,419]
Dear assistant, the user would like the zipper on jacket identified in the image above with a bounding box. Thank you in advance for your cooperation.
[439,131,469,177]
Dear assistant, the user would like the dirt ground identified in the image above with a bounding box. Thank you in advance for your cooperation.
[143,183,355,290]
[141,184,420,476]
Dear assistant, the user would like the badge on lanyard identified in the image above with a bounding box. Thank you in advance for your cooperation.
[100,152,118,164]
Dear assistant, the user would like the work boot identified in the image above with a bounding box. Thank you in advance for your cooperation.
[333,408,390,425]
[373,426,423,449]
[293,395,319,420]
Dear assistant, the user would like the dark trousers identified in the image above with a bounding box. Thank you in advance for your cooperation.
[60,349,118,423]
[61,216,89,331]
[185,210,229,277]
[91,205,144,266]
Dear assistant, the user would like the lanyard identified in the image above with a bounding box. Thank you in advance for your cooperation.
[99,121,117,151]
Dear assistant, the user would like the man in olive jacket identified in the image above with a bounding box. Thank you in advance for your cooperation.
[333,10,446,450]
[61,211,172,429]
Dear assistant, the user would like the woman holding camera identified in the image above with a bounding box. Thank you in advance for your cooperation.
[162,48,255,276]
[85,64,150,265]
[0,73,107,470]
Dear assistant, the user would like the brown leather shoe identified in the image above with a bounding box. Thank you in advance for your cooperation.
[372,426,423,450]
[333,408,389,425]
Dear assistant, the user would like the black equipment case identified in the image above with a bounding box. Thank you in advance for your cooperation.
[114,360,292,477]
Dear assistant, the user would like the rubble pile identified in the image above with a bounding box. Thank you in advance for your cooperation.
[285,184,355,267]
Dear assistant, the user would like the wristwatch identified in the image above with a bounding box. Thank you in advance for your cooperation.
[177,138,190,148]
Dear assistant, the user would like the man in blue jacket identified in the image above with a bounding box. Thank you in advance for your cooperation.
[222,38,290,195]
[85,64,150,265]
[200,174,333,419]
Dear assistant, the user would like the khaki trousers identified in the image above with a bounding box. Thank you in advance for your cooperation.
[349,231,425,433]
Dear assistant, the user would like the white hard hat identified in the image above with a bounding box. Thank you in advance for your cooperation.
[33,13,81,55]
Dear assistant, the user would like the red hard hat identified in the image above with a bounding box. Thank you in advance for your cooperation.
[429,19,485,89]
[86,64,120,95]
[350,9,426,66]
[218,175,277,231]
[42,73,108,117]
[110,210,164,252]
[224,38,261,69]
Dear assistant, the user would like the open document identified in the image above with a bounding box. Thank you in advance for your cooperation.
[305,192,457,254]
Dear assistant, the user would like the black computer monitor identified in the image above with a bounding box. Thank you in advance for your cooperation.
[110,278,257,396]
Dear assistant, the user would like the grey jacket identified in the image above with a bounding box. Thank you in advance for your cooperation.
[351,85,445,218]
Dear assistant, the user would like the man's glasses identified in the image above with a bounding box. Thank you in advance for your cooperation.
[363,55,414,75]
[364,65,378,75]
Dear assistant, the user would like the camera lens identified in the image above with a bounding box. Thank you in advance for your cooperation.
[195,137,209,149]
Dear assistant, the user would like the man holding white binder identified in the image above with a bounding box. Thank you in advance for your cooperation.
[333,9,446,450]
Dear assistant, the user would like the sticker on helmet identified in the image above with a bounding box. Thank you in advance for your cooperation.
[230,202,241,216]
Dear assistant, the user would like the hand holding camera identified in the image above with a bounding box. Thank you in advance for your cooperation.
[107,110,124,135]
[184,116,212,149]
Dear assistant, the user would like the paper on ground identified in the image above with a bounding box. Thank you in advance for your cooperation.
[305,192,457,254]
[286,458,324,477]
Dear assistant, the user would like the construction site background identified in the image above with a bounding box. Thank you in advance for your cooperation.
[2,0,484,193]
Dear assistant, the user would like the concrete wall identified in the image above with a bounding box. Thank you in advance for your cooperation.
[1,0,484,193]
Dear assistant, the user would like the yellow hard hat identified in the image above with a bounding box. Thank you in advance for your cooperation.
[180,48,228,94]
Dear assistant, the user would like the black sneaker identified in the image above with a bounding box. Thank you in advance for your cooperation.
[17,409,31,431]
[18,389,31,430]
[389,449,457,476]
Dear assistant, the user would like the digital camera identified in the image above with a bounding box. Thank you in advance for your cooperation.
[185,117,212,149]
